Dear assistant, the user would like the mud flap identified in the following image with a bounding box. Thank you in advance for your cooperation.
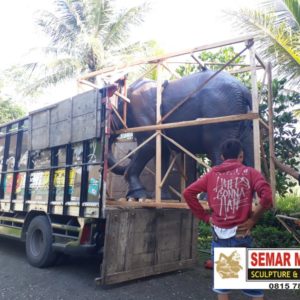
[97,208,198,285]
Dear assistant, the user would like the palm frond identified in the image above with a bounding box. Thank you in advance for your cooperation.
[103,3,150,49]
[84,0,113,34]
[283,0,300,26]
[229,5,300,90]
[9,57,80,96]
[6,0,152,96]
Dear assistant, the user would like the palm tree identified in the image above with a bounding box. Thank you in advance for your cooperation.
[9,0,151,95]
[230,0,300,91]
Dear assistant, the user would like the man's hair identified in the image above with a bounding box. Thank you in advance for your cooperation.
[221,139,243,160]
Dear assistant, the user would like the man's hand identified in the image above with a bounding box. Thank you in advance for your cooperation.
[237,203,267,237]
[237,218,256,237]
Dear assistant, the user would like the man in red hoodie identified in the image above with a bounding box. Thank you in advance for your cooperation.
[183,139,272,300]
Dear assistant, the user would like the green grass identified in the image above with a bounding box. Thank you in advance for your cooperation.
[276,194,300,214]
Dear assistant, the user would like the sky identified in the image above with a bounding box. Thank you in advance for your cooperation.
[0,0,261,68]
[0,0,260,108]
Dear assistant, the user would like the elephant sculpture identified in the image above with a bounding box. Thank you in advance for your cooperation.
[108,69,254,200]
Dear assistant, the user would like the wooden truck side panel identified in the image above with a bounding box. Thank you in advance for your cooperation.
[100,208,198,285]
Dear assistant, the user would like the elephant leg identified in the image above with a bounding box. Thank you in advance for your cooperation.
[125,144,155,199]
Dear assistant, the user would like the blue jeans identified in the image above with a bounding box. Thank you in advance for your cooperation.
[212,235,263,298]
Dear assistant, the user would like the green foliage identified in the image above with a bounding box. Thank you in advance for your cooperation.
[176,47,251,87]
[251,224,296,247]
[0,99,25,124]
[260,79,300,195]
[0,80,25,124]
[276,193,300,213]
[198,221,212,251]
[229,0,300,90]
[248,195,299,248]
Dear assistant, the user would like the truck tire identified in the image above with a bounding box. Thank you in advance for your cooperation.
[25,215,57,268]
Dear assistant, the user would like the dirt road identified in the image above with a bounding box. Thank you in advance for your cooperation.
[0,237,299,300]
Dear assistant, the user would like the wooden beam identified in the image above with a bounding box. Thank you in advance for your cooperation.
[106,199,189,209]
[273,157,299,181]
[180,154,187,202]
[161,133,211,169]
[160,154,177,188]
[115,112,259,134]
[255,52,267,69]
[259,118,269,131]
[167,61,259,67]
[78,79,99,90]
[161,62,181,79]
[79,36,255,80]
[111,104,128,129]
[257,69,268,107]
[114,91,131,103]
[172,152,188,182]
[249,44,261,172]
[260,134,270,179]
[145,166,155,176]
[191,54,206,70]
[156,63,163,203]
[267,62,276,204]
[229,66,262,75]
[168,185,183,199]
[108,132,158,172]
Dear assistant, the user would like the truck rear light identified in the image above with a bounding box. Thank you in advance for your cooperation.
[80,224,91,245]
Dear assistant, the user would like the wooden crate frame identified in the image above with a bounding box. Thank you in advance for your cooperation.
[78,35,276,209]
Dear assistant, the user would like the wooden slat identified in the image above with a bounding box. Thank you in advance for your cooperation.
[273,157,299,180]
[249,45,261,172]
[161,62,181,79]
[106,199,209,210]
[160,154,177,188]
[106,200,189,209]
[99,259,196,285]
[156,63,163,203]
[108,132,158,172]
[80,35,255,80]
[114,91,131,103]
[115,112,259,134]
[161,133,211,169]
[229,66,262,74]
[179,212,193,260]
[168,185,183,199]
[259,118,269,131]
[111,104,128,129]
[267,63,276,205]
[255,52,267,69]
[99,208,198,285]
[180,154,187,202]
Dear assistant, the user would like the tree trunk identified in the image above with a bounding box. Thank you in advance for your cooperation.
[273,157,300,184]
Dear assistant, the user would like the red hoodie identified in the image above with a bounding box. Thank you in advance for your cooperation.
[183,159,272,228]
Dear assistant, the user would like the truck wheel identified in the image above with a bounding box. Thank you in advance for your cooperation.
[25,215,57,268]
